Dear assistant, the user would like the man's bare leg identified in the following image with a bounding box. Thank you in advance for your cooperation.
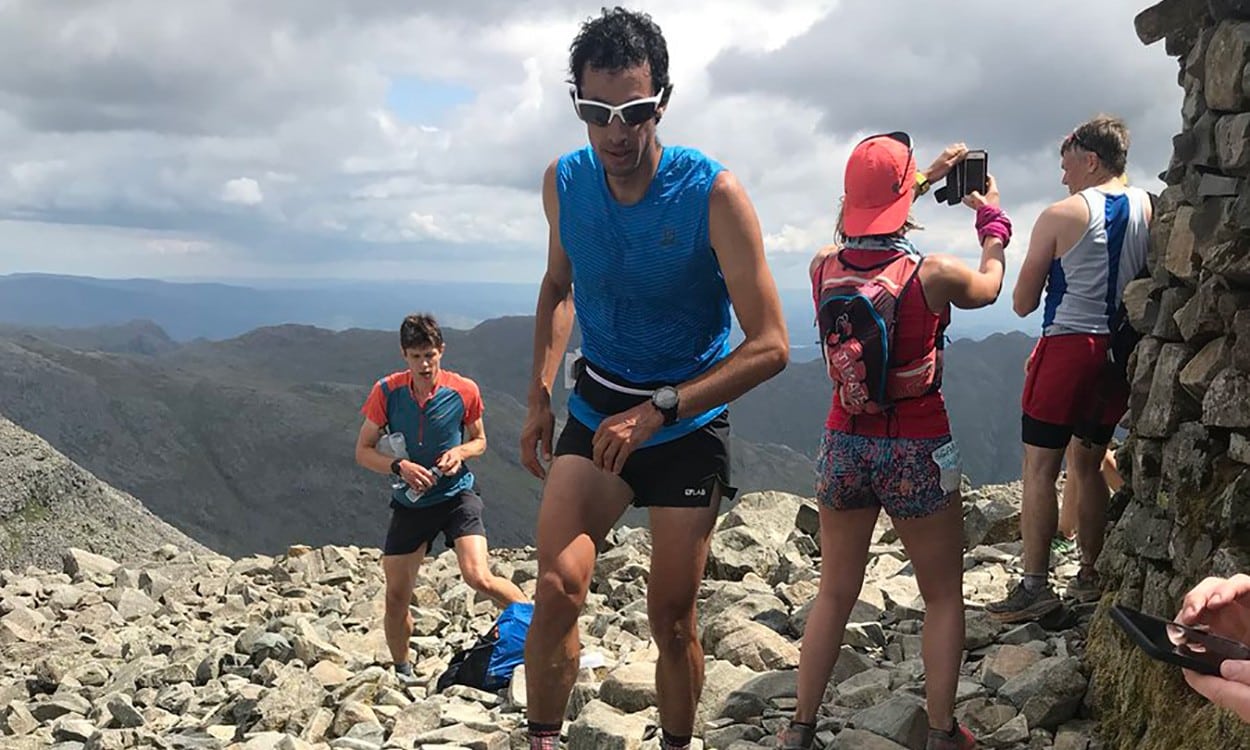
[382,545,426,669]
[454,534,529,607]
[1068,440,1110,573]
[1021,445,1065,578]
[647,494,723,744]
[1057,442,1080,541]
[525,456,633,736]
[989,444,1065,621]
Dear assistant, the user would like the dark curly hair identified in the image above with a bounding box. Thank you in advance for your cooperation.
[399,313,443,351]
[569,7,670,95]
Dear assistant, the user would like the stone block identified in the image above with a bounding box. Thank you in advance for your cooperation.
[1211,0,1250,22]
[1231,432,1250,463]
[1198,172,1243,197]
[1149,209,1175,281]
[1154,286,1194,341]
[1164,206,1199,282]
[1122,278,1159,333]
[1236,190,1250,232]
[1203,241,1250,284]
[1221,469,1250,532]
[1235,310,1250,371]
[1163,422,1220,494]
[1206,21,1250,110]
[1130,336,1166,418]
[1218,286,1250,329]
[1136,0,1211,45]
[1204,369,1250,427]
[1217,113,1250,171]
[1179,336,1231,399]
[1174,278,1226,344]
[1192,196,1239,248]
[1139,343,1200,437]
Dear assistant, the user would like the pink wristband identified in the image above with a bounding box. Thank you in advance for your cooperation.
[976,205,1012,248]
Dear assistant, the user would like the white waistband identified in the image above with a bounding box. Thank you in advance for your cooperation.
[583,363,655,397]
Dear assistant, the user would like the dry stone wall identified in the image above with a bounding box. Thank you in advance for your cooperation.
[1087,2,1250,747]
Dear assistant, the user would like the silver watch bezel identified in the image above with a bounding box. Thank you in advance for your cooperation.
[651,385,679,411]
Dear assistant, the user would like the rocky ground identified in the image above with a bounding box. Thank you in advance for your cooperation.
[0,486,1105,750]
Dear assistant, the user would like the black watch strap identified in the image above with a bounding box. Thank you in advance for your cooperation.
[390,458,403,475]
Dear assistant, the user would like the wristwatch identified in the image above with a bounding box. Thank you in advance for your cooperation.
[390,458,403,476]
[650,386,680,426]
[914,172,932,196]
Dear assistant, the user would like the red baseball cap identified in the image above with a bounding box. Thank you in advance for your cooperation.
[843,131,917,237]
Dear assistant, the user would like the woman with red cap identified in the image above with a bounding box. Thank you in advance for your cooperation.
[780,133,1011,750]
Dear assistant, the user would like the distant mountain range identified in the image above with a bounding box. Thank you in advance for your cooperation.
[0,311,1036,557]
[0,319,813,556]
[0,273,1035,360]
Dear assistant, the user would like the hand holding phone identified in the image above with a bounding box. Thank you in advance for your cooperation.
[1166,575,1250,723]
[1111,604,1250,676]
[923,143,969,184]
[934,149,989,206]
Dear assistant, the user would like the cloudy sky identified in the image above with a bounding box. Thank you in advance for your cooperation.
[1,0,1181,295]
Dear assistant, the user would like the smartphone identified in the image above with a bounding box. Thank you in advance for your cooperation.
[962,150,988,197]
[936,150,989,205]
[1110,604,1250,676]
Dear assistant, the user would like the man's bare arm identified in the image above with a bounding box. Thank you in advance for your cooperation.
[354,419,393,475]
[673,171,789,417]
[528,160,576,406]
[458,417,487,459]
[1013,205,1061,317]
[520,160,575,478]
[356,418,438,489]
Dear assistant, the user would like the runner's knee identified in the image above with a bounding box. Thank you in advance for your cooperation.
[534,564,589,619]
[461,565,494,593]
[384,585,412,614]
[647,604,696,650]
[818,569,865,611]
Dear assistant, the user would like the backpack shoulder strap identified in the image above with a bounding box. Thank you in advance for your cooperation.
[885,256,925,366]
[837,249,906,273]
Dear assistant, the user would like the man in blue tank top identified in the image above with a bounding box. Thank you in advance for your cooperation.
[518,9,789,750]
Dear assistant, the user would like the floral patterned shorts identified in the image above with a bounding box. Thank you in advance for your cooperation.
[816,430,959,519]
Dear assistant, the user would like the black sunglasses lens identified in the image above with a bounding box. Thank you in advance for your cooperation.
[621,101,658,126]
[576,103,611,126]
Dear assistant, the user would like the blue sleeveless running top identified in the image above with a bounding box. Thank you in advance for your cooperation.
[556,144,731,446]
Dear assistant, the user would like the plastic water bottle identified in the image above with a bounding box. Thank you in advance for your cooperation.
[376,431,410,493]
[377,430,444,504]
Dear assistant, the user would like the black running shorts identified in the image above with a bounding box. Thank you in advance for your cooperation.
[383,489,486,557]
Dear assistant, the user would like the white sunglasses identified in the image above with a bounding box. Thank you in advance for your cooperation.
[569,86,669,127]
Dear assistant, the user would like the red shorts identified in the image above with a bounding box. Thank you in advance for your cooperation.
[1021,333,1128,449]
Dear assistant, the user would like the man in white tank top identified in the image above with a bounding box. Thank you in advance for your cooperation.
[988,115,1152,623]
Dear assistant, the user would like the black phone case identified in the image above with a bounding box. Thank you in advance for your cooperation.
[1110,605,1226,676]
[934,151,989,206]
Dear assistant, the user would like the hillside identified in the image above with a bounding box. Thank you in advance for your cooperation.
[0,416,207,571]
[0,320,814,556]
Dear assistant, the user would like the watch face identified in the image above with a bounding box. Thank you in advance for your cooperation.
[653,387,678,410]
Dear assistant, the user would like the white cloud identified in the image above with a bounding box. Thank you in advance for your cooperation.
[220,178,264,206]
[0,0,1182,297]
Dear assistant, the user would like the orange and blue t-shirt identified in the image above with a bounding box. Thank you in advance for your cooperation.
[361,369,483,508]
